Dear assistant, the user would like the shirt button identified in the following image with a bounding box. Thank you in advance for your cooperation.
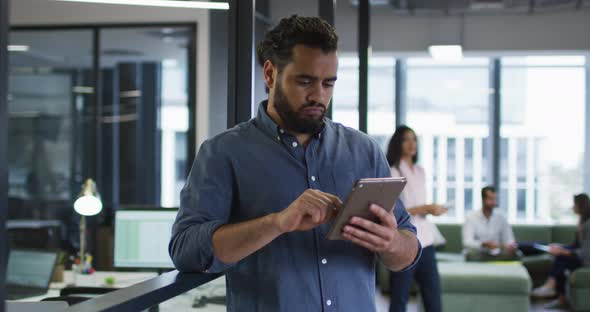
[321,258,327,264]
[326,300,332,306]
[276,136,281,141]
[292,142,298,148]
[311,176,316,181]
[279,129,285,134]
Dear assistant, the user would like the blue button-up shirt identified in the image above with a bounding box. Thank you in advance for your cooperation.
[169,101,419,312]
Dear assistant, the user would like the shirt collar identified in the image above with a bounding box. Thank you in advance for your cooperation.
[479,209,495,220]
[255,100,330,140]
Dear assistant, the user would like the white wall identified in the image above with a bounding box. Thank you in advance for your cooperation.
[10,0,212,147]
[271,0,590,54]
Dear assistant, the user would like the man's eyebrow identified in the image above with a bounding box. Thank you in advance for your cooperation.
[294,74,317,80]
[294,74,337,81]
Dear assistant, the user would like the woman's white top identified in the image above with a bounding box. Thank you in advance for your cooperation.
[391,159,436,247]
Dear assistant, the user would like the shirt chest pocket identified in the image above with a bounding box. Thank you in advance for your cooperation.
[317,151,358,201]
[329,170,356,201]
[234,161,304,220]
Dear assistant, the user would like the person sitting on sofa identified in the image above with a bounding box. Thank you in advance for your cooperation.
[462,186,519,261]
[531,193,590,310]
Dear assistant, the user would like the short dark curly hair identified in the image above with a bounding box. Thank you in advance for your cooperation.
[256,15,338,71]
[482,186,496,201]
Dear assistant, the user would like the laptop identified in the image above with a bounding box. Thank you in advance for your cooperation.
[6,249,58,300]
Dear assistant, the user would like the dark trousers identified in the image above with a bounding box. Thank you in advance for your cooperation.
[389,246,442,312]
[550,254,582,295]
[516,242,546,256]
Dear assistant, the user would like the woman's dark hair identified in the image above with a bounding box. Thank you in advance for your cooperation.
[256,15,338,72]
[574,193,590,224]
[386,125,418,168]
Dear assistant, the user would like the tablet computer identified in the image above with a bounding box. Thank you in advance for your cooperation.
[325,177,407,240]
[533,243,551,253]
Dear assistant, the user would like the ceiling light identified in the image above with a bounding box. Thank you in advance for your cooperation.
[73,86,95,94]
[428,45,463,62]
[56,0,229,10]
[7,45,29,52]
[162,59,178,68]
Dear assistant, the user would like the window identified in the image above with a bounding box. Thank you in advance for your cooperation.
[406,57,491,220]
[8,29,94,215]
[332,54,360,130]
[7,25,195,256]
[343,54,587,224]
[500,56,586,223]
[332,55,396,151]
[368,56,396,150]
[99,26,193,208]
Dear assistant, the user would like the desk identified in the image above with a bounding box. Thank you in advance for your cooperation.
[14,270,158,302]
[10,270,227,311]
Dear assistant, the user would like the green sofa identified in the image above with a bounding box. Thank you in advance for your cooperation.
[376,223,586,310]
[434,223,575,288]
[438,262,530,312]
[569,267,590,311]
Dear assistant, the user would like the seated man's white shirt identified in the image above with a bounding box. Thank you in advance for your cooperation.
[462,209,515,250]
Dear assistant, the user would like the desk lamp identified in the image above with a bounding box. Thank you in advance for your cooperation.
[73,178,102,270]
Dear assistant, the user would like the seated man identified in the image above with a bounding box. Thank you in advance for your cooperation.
[462,186,520,261]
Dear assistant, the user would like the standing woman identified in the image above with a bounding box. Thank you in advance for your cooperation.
[387,125,447,312]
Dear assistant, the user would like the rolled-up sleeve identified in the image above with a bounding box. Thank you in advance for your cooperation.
[372,141,417,238]
[168,139,235,273]
[372,141,422,270]
[392,199,417,238]
[391,199,422,271]
[372,142,417,236]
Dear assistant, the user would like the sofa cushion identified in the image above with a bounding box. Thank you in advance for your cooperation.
[436,223,462,253]
[439,262,531,295]
[552,225,577,245]
[434,223,574,252]
[512,225,552,244]
[568,268,590,312]
[442,294,529,312]
[436,252,464,263]
[570,267,590,288]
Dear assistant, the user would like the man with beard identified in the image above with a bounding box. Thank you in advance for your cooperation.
[169,15,420,312]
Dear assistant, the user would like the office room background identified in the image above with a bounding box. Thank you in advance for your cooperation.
[1,0,590,311]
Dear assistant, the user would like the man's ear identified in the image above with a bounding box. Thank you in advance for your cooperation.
[263,60,277,90]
